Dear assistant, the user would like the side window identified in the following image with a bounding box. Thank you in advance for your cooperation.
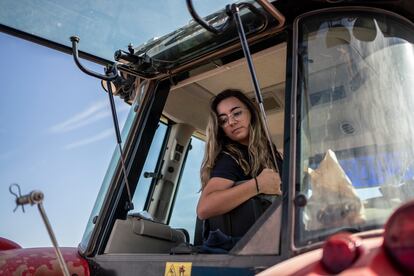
[130,122,168,212]
[169,137,205,243]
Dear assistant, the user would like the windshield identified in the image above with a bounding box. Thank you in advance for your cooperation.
[295,10,414,246]
[0,0,236,61]
[79,97,138,251]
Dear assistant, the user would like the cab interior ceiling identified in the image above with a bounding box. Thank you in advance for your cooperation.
[163,43,287,150]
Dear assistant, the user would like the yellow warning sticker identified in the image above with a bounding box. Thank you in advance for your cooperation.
[164,262,192,276]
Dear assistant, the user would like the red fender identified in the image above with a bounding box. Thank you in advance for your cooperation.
[0,246,90,276]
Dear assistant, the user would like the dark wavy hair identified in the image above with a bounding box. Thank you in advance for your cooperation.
[200,89,277,188]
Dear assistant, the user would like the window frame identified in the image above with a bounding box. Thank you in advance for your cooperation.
[291,6,414,254]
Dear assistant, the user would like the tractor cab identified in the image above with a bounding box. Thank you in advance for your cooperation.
[1,0,414,275]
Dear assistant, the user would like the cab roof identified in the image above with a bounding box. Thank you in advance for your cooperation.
[1,0,413,73]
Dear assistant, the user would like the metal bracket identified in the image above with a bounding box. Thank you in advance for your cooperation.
[186,0,268,35]
[70,36,118,81]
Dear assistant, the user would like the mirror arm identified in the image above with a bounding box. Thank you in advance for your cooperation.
[186,0,284,36]
[185,0,233,35]
[69,36,134,212]
[70,36,118,81]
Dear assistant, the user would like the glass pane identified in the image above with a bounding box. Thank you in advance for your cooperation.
[129,122,168,213]
[169,137,205,243]
[0,32,129,248]
[0,0,237,61]
[296,11,414,245]
[80,103,137,250]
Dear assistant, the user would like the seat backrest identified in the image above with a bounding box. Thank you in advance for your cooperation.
[105,216,187,253]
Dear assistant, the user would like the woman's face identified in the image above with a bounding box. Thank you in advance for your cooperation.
[216,96,252,145]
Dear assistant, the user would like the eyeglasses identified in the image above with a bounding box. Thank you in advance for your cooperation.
[217,108,246,127]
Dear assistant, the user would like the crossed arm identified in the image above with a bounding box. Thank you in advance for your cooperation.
[197,169,281,220]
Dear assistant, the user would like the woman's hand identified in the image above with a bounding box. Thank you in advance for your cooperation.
[257,168,282,195]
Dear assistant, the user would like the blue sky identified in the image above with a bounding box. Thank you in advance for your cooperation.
[0,31,204,248]
[0,0,232,248]
[0,32,129,247]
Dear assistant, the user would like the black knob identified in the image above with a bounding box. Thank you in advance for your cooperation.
[294,193,307,207]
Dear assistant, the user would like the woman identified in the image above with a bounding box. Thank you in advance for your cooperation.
[197,89,283,252]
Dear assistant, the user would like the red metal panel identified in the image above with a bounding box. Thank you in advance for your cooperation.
[0,238,22,251]
[0,247,90,276]
[258,236,403,276]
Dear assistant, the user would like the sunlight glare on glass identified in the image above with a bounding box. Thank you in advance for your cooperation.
[0,0,239,61]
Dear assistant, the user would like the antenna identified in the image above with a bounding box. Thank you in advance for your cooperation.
[9,184,71,276]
